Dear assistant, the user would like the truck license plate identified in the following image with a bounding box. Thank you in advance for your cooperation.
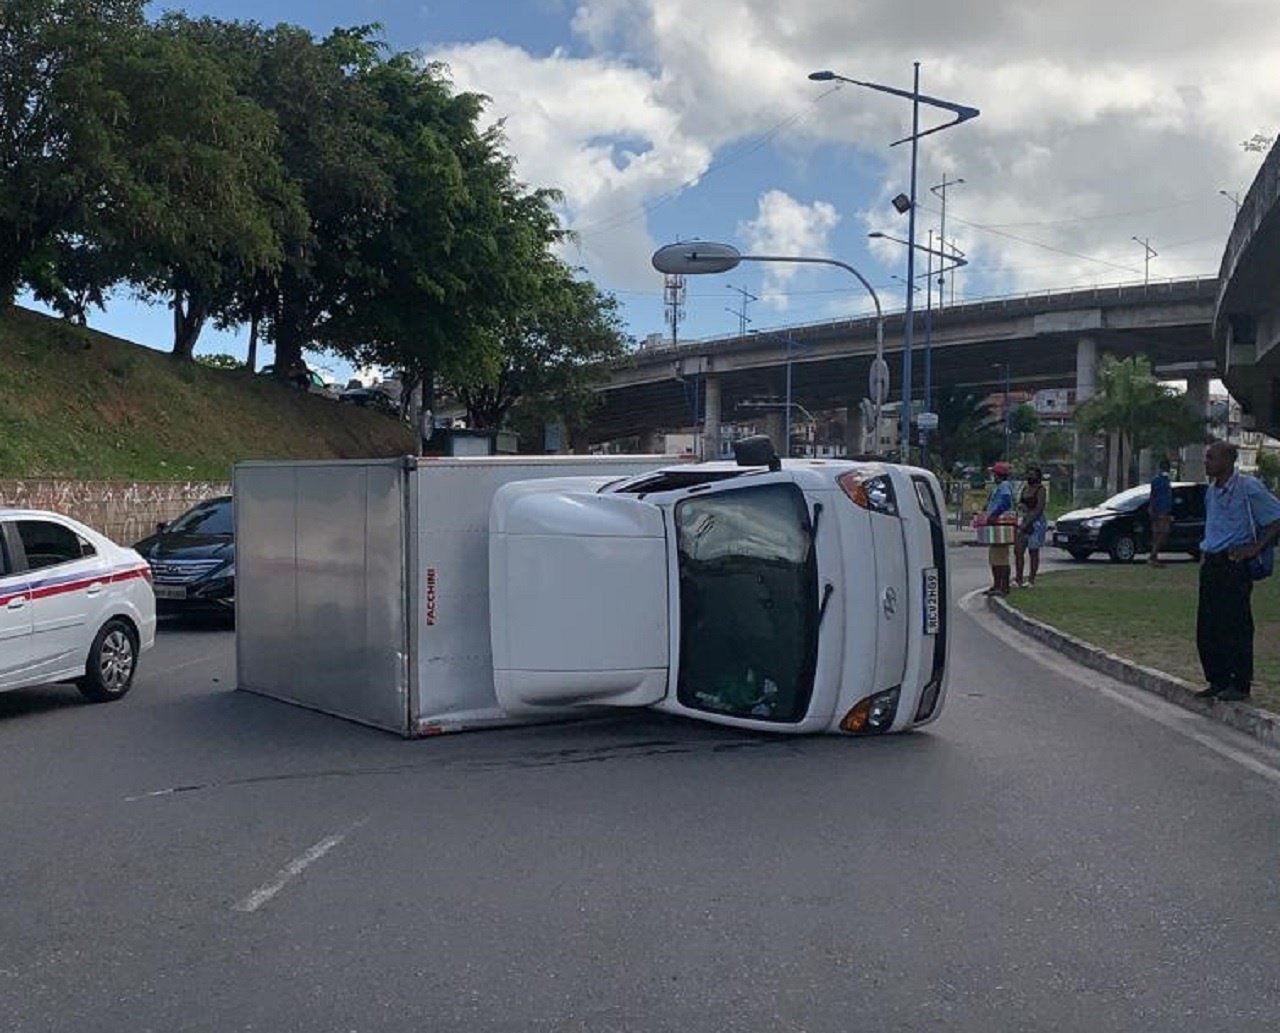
[922,567,940,635]
[153,584,187,601]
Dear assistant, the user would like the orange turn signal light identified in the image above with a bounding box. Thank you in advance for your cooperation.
[837,471,870,509]
[839,698,871,733]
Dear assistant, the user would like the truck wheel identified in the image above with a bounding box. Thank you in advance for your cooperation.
[77,619,138,702]
[1108,535,1137,563]
[1067,549,1091,561]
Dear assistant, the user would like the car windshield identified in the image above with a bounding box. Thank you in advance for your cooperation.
[1102,486,1150,512]
[167,500,233,536]
[675,482,818,723]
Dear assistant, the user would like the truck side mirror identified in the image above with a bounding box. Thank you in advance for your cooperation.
[733,435,781,472]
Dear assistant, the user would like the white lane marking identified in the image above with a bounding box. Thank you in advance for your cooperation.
[960,589,1280,787]
[146,655,216,679]
[232,818,368,913]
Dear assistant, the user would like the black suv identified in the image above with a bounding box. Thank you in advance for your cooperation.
[133,496,235,614]
[1052,482,1205,562]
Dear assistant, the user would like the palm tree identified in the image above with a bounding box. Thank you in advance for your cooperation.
[1074,355,1205,488]
[934,386,1003,472]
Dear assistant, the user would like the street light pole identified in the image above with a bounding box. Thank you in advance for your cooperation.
[652,242,887,451]
[1132,236,1157,285]
[901,62,921,461]
[994,362,1011,459]
[809,64,978,463]
[784,333,794,456]
[930,175,964,312]
[1219,189,1242,214]
[923,229,934,464]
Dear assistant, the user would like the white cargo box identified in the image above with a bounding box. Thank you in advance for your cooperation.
[234,456,680,736]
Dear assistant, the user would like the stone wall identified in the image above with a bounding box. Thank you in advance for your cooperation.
[0,480,230,545]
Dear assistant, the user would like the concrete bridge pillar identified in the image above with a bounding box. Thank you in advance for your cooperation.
[763,411,786,457]
[845,405,866,456]
[1074,336,1099,500]
[703,374,722,461]
[1182,372,1211,481]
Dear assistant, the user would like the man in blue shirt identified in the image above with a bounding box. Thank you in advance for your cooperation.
[1196,440,1280,701]
[1148,458,1173,565]
[983,461,1015,596]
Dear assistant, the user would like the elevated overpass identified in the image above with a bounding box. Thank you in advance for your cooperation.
[1218,138,1280,434]
[590,277,1220,451]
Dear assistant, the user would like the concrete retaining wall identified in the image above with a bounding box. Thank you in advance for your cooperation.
[0,479,229,546]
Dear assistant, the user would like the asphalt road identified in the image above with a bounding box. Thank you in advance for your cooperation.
[3,549,1279,1032]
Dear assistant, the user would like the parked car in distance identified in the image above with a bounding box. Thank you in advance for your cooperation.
[258,363,339,399]
[0,510,156,701]
[338,378,401,416]
[1052,482,1206,562]
[133,496,235,616]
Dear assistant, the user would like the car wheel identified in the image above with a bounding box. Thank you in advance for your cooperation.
[1067,549,1092,561]
[1108,535,1138,563]
[77,619,139,702]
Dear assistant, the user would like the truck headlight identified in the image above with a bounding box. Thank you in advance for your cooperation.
[838,472,898,516]
[839,687,900,734]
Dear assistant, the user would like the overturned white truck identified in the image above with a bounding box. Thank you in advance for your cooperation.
[234,440,950,738]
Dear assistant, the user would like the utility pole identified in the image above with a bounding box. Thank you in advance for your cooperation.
[930,174,964,312]
[725,283,757,337]
[663,274,686,347]
[1132,236,1158,285]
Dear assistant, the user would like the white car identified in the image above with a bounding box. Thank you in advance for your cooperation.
[0,510,156,701]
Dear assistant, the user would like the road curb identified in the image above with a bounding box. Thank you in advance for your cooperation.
[986,595,1280,750]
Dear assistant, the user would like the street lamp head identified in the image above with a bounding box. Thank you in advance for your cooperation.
[867,231,885,239]
[808,70,836,81]
[651,241,742,276]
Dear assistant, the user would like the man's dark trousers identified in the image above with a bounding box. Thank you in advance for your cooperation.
[1197,553,1254,692]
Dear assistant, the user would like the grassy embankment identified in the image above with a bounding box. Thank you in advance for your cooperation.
[0,306,413,481]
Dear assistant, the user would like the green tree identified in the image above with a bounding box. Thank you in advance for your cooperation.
[1008,403,1040,435]
[0,0,145,305]
[933,386,1003,471]
[1256,450,1280,490]
[449,266,629,432]
[1074,354,1205,489]
[220,24,396,382]
[317,53,566,404]
[109,21,297,360]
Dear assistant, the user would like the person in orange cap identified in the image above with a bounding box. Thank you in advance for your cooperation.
[984,461,1015,595]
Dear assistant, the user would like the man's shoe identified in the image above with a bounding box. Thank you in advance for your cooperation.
[1195,685,1225,699]
[1216,687,1252,703]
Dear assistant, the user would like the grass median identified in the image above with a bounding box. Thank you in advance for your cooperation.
[1003,560,1280,714]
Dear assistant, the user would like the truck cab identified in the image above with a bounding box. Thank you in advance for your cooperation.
[489,439,950,735]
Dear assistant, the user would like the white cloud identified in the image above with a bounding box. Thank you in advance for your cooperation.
[738,190,841,309]
[423,0,1280,304]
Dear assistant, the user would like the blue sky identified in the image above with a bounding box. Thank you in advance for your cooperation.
[32,0,1279,382]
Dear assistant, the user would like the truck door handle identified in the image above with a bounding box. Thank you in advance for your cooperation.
[7,596,26,610]
[85,583,105,598]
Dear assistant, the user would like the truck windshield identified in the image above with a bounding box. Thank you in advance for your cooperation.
[675,482,819,723]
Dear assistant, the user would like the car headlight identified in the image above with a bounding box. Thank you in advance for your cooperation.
[1082,517,1109,529]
